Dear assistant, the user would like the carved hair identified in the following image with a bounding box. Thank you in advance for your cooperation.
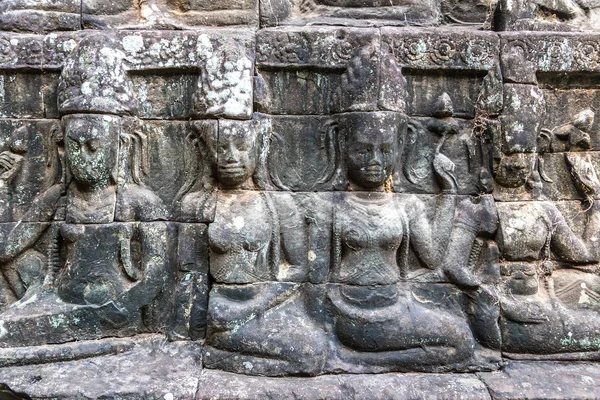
[120,117,150,187]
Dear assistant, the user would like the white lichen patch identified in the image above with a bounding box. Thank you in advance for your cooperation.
[122,35,145,54]
[233,216,245,230]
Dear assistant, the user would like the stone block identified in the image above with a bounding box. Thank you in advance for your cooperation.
[255,27,380,114]
[169,222,209,341]
[0,221,175,347]
[0,34,44,69]
[0,72,45,118]
[197,369,492,399]
[138,120,217,222]
[496,0,600,32]
[0,336,202,399]
[265,114,341,191]
[479,361,600,399]
[492,151,600,202]
[259,0,440,27]
[396,118,492,195]
[541,88,600,152]
[500,84,546,154]
[0,119,61,222]
[82,0,258,29]
[0,2,80,34]
[382,28,500,71]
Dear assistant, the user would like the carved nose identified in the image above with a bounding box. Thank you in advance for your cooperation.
[224,146,238,163]
[366,151,382,166]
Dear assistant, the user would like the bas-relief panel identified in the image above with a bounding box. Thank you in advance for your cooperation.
[259,0,497,28]
[0,2,600,382]
[0,0,259,32]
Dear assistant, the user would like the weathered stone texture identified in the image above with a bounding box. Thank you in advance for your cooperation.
[0,0,599,398]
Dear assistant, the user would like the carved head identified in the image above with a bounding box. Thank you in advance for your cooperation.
[494,153,535,189]
[214,121,258,189]
[341,112,403,190]
[501,263,539,296]
[63,114,120,189]
[57,34,144,191]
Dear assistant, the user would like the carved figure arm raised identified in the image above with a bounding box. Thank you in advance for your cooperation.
[272,193,308,282]
[544,203,597,263]
[553,153,600,262]
[116,222,168,313]
[0,184,63,264]
[405,193,456,270]
[441,196,498,288]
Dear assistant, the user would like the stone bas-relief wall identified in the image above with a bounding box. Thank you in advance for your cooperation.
[1,0,600,396]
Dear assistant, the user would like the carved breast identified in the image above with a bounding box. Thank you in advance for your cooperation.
[208,191,272,283]
[334,194,405,285]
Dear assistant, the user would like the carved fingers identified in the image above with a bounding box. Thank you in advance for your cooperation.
[432,152,458,193]
[565,153,600,201]
[0,151,24,184]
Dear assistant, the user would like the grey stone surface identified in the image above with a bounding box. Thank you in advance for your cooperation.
[479,361,600,399]
[0,335,202,399]
[0,0,600,398]
[197,369,493,399]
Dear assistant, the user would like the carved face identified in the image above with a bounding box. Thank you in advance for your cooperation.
[345,124,397,190]
[63,114,120,189]
[215,124,257,188]
[495,153,534,188]
[502,263,539,296]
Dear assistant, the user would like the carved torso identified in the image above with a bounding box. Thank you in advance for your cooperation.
[497,202,552,261]
[333,193,407,285]
[56,223,137,305]
[208,190,272,283]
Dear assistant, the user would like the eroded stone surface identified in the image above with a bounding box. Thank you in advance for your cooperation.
[0,1,599,398]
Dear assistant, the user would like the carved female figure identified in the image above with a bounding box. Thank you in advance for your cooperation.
[0,34,168,346]
[327,112,476,371]
[197,119,327,375]
[497,153,600,357]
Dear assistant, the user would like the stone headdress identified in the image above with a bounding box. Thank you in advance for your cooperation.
[57,33,138,116]
[56,33,149,187]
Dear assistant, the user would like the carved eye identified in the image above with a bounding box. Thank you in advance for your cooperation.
[87,139,100,153]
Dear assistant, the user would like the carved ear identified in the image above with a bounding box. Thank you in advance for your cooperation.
[267,131,290,191]
[403,120,431,184]
[316,119,339,187]
[537,155,553,184]
[537,128,552,154]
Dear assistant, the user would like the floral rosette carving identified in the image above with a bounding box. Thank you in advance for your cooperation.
[0,37,13,63]
[257,33,308,65]
[574,40,599,69]
[460,39,493,68]
[22,40,42,63]
[431,38,456,65]
[541,40,571,68]
[395,38,427,64]
[330,39,353,63]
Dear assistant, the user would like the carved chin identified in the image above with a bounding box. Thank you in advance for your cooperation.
[218,168,250,187]
[507,278,539,296]
[349,170,386,188]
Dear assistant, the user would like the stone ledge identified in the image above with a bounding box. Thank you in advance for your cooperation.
[1,337,600,399]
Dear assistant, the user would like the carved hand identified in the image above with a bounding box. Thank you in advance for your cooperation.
[433,152,458,193]
[456,195,498,235]
[0,151,24,185]
[565,153,600,201]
